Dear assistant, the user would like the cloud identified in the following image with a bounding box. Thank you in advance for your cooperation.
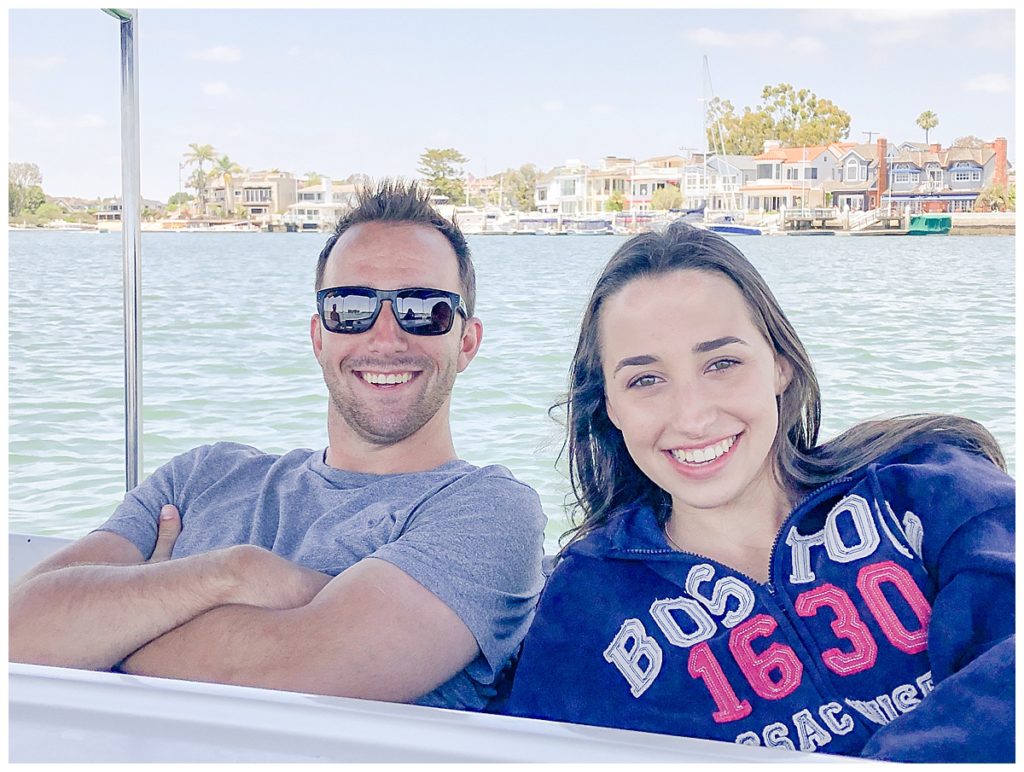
[187,45,242,63]
[589,103,615,115]
[201,82,229,96]
[542,100,564,113]
[683,27,782,48]
[846,9,953,24]
[790,36,824,56]
[13,55,66,74]
[10,101,57,131]
[72,113,106,129]
[963,73,1012,93]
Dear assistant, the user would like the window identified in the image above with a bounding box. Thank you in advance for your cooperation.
[245,188,272,203]
[786,168,799,180]
[561,180,576,196]
[952,170,982,183]
[894,172,914,183]
[639,184,648,196]
[756,163,775,180]
[806,168,818,180]
[537,189,547,201]
[845,159,861,181]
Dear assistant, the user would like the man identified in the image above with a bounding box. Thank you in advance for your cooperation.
[10,180,547,711]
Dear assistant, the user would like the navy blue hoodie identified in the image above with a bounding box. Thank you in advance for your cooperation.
[507,443,1015,761]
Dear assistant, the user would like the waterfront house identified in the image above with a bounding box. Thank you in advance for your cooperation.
[285,178,357,230]
[208,170,298,227]
[881,137,1009,213]
[704,154,756,215]
[741,140,854,212]
[94,198,122,225]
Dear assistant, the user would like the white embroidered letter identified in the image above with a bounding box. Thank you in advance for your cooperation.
[824,495,881,563]
[603,618,663,698]
[786,526,826,584]
[793,708,832,752]
[650,596,717,648]
[685,563,756,628]
[818,702,854,735]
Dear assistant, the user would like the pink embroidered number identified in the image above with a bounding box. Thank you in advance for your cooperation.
[794,583,879,675]
[728,614,803,700]
[857,561,932,654]
[688,642,752,724]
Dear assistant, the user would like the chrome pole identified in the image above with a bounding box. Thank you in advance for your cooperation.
[104,8,142,490]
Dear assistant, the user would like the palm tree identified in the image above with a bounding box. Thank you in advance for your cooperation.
[182,143,216,215]
[916,111,939,145]
[212,155,243,217]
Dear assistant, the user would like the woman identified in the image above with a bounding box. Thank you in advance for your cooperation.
[507,223,1014,761]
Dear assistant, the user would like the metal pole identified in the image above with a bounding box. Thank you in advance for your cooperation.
[104,8,142,490]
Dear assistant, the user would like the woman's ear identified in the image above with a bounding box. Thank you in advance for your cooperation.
[605,395,621,430]
[775,355,794,395]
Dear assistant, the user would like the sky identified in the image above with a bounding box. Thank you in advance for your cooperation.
[7,4,1017,203]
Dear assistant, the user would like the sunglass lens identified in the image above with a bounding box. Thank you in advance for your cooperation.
[323,289,377,333]
[395,291,456,335]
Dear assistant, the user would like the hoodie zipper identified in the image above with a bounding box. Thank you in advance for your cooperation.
[621,475,856,597]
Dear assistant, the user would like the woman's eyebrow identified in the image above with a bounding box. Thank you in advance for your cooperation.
[613,354,658,375]
[693,336,747,354]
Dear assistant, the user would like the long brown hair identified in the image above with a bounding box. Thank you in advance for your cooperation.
[557,222,1005,552]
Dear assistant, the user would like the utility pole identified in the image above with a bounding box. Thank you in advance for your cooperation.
[863,131,878,144]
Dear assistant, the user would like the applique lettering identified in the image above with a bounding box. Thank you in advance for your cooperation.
[824,494,881,562]
[786,493,922,584]
[792,708,832,752]
[794,583,878,675]
[685,563,756,628]
[785,527,826,584]
[902,511,924,558]
[844,671,933,726]
[856,561,932,654]
[733,701,855,753]
[650,595,717,648]
[603,618,663,698]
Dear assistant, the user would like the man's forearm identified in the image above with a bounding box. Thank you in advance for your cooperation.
[9,549,241,670]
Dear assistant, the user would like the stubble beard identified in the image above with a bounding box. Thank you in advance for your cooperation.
[324,355,458,446]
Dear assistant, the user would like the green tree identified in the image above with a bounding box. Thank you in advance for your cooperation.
[916,111,939,144]
[952,135,985,148]
[211,155,242,215]
[182,143,217,214]
[24,185,46,213]
[417,148,468,204]
[605,190,626,212]
[167,191,193,209]
[304,171,323,186]
[974,184,1010,212]
[495,164,539,211]
[9,162,43,215]
[707,84,851,154]
[650,186,682,211]
[35,202,64,221]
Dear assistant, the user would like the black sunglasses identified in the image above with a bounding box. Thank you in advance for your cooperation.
[317,286,468,336]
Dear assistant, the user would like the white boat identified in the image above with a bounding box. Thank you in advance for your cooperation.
[11,534,834,762]
[8,13,837,763]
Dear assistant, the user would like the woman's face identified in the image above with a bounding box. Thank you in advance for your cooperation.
[600,269,792,520]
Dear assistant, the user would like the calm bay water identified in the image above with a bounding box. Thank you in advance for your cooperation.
[8,230,1015,551]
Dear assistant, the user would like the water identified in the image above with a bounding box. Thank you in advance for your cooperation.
[8,230,1015,551]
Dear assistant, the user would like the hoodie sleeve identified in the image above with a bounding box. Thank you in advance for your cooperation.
[860,444,1015,762]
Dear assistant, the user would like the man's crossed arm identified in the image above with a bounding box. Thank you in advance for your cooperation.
[9,506,479,703]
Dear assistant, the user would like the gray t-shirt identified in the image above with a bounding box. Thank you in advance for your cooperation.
[96,441,547,710]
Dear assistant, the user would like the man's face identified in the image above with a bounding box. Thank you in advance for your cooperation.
[311,222,481,447]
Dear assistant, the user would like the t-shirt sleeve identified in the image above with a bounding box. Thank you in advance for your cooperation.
[92,445,212,559]
[368,467,547,682]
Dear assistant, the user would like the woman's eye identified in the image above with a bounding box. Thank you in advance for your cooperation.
[707,358,740,373]
[628,374,661,388]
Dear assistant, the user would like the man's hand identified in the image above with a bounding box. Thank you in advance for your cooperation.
[146,505,182,563]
